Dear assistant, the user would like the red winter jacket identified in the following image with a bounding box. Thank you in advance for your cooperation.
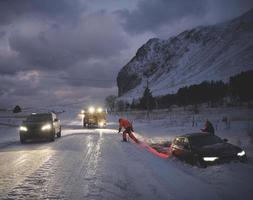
[119,118,132,129]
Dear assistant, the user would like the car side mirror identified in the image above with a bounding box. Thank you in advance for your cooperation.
[223,138,228,142]
[54,118,59,122]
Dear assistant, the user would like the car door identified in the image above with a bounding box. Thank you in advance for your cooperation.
[180,138,192,161]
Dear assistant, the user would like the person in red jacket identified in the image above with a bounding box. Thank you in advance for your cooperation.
[118,118,139,143]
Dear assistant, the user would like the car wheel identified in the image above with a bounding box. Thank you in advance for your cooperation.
[57,127,61,138]
[193,155,206,168]
[49,130,55,142]
[239,155,247,163]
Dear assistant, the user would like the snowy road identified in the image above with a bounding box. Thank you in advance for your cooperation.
[0,120,252,200]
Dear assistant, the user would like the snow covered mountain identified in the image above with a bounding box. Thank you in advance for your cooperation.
[117,9,253,102]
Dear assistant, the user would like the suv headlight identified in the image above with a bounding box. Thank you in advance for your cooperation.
[237,150,245,157]
[41,124,52,131]
[20,126,28,132]
[203,157,218,162]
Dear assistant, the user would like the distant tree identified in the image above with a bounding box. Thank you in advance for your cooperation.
[229,70,253,103]
[156,94,177,108]
[209,81,228,107]
[177,86,189,106]
[139,85,155,110]
[116,100,126,112]
[130,99,140,110]
[105,95,117,112]
[116,71,252,110]
[13,105,22,113]
[174,80,228,107]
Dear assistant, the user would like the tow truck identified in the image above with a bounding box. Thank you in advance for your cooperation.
[80,107,107,128]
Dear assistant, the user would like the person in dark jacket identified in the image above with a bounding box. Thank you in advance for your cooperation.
[201,120,215,135]
[118,118,139,143]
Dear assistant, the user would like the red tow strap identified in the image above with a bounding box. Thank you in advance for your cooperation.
[137,141,172,159]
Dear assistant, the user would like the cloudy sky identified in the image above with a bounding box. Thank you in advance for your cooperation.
[0,0,252,110]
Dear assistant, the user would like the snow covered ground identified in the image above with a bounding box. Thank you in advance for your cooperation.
[0,107,253,200]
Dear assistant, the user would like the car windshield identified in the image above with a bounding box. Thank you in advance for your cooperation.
[26,114,52,122]
[189,135,223,147]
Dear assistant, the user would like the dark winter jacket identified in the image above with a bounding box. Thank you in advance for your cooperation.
[201,121,215,135]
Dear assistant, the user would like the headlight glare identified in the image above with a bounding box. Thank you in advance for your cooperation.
[203,157,218,162]
[97,108,103,113]
[20,126,28,132]
[98,121,104,127]
[88,107,95,114]
[41,124,52,131]
[237,150,245,157]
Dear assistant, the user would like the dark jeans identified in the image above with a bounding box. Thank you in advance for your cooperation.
[123,126,138,143]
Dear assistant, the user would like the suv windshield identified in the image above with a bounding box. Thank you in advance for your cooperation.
[26,114,52,122]
[189,135,223,147]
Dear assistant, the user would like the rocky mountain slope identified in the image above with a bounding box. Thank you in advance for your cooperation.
[117,9,253,101]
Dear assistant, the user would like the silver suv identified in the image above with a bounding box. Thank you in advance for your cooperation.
[19,112,61,143]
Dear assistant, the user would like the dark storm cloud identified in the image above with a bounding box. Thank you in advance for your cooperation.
[0,2,128,107]
[119,0,207,34]
[206,0,253,23]
[0,0,85,75]
[119,0,253,35]
[8,28,79,71]
[0,55,24,75]
[6,11,128,72]
[0,31,6,38]
[0,0,83,26]
[0,72,41,100]
[63,58,120,88]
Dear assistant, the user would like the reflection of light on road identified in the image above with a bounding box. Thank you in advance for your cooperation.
[63,128,118,137]
[0,147,55,196]
[63,129,96,135]
[98,130,103,137]
[87,135,93,148]
[14,154,28,166]
[95,128,118,134]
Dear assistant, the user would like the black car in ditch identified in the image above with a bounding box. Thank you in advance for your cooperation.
[170,132,247,167]
[19,113,61,143]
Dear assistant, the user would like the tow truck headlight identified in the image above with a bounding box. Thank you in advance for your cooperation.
[20,126,28,132]
[98,121,104,127]
[237,150,245,157]
[203,157,218,162]
[97,108,103,113]
[41,124,52,131]
[88,107,95,114]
